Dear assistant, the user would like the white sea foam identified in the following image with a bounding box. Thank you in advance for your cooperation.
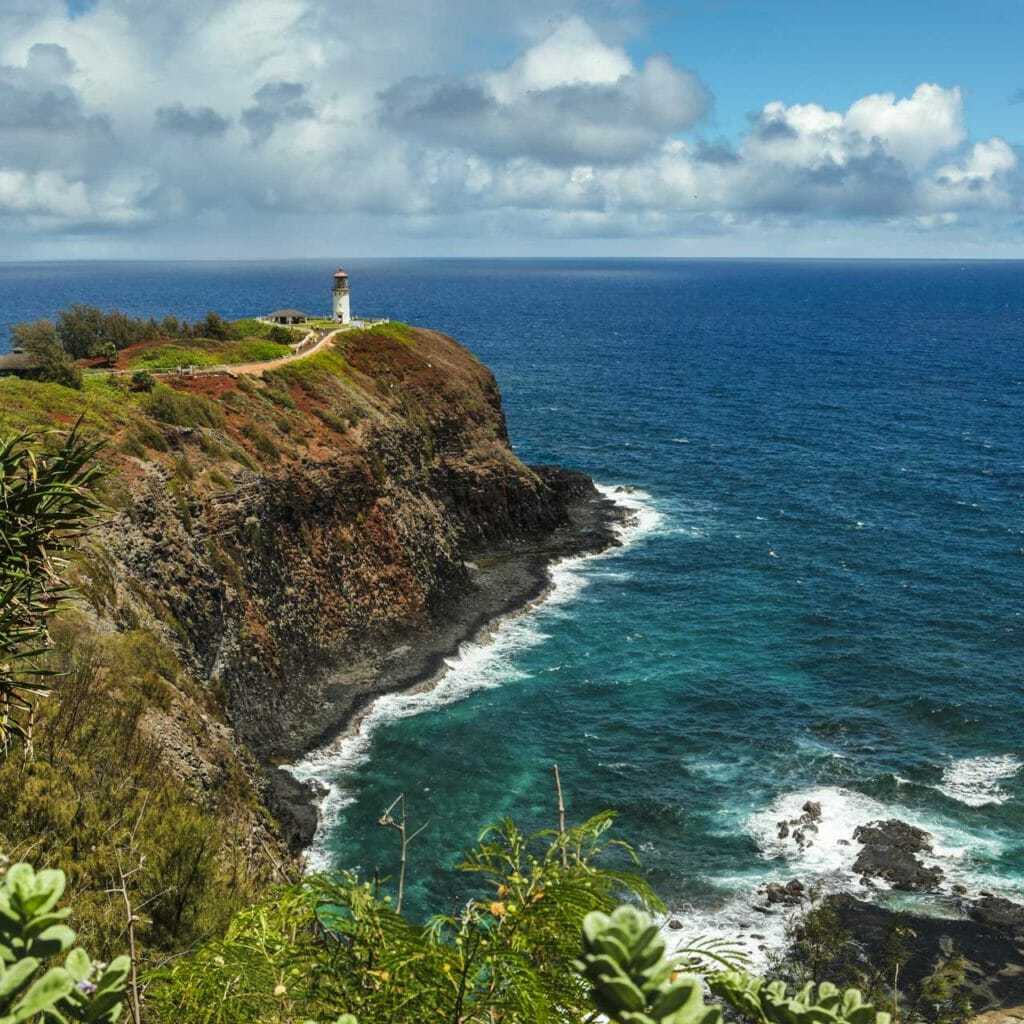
[659,783,1020,966]
[746,785,1004,882]
[746,786,896,883]
[594,483,665,545]
[938,755,1023,807]
[291,617,547,869]
[662,891,793,973]
[290,482,664,869]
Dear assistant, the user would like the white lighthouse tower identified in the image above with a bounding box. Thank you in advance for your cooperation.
[331,268,351,323]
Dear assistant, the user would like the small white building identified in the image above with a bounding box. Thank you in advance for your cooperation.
[332,268,351,323]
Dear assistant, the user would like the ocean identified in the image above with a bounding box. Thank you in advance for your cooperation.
[3,258,1023,957]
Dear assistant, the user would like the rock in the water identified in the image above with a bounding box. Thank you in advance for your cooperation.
[802,801,822,822]
[778,801,825,852]
[852,819,943,891]
[853,819,932,853]
[765,879,805,906]
[667,917,684,930]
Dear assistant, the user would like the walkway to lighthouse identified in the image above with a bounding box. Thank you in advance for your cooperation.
[227,326,339,377]
[217,317,389,376]
[95,317,390,382]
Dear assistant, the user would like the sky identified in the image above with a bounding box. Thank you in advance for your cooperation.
[1,0,1022,258]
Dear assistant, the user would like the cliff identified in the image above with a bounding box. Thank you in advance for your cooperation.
[30,322,621,852]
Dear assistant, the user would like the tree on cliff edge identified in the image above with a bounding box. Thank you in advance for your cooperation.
[12,320,83,389]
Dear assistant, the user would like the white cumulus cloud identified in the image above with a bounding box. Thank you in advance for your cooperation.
[0,0,1019,255]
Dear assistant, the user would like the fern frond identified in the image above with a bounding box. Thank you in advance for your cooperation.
[670,933,752,974]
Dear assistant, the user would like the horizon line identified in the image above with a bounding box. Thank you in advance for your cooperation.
[1,255,1024,264]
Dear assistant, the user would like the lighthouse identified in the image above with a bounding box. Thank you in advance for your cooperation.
[331,268,351,323]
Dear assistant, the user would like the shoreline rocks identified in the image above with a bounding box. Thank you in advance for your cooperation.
[777,800,823,851]
[765,879,806,906]
[262,472,628,846]
[852,819,944,891]
[968,897,1024,937]
[821,894,1024,1015]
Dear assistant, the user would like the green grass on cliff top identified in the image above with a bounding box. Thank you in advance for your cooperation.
[0,320,419,439]
[0,375,137,436]
[126,338,292,371]
[122,318,301,371]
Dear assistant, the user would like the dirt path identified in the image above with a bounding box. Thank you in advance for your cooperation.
[96,326,345,380]
[227,327,341,377]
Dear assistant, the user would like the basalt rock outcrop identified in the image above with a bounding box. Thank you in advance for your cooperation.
[852,819,944,891]
[825,894,1024,1014]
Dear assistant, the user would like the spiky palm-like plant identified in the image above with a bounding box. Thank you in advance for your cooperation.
[0,427,104,749]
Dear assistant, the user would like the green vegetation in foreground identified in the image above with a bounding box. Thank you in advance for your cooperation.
[0,854,130,1023]
[146,813,904,1024]
[0,430,271,976]
[0,428,104,747]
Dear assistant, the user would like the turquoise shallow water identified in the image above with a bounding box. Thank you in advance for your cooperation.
[2,258,1022,953]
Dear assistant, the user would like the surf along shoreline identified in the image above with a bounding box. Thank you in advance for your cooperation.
[268,471,641,854]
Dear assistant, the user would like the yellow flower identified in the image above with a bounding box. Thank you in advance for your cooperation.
[489,901,507,918]
[273,984,287,997]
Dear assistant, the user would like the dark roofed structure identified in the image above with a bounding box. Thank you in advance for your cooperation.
[0,348,41,378]
[267,309,308,325]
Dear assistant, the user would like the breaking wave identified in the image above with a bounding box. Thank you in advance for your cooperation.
[937,755,1023,807]
[290,484,664,870]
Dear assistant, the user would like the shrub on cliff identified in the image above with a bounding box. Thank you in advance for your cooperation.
[0,607,278,974]
[0,428,271,969]
[267,325,294,345]
[130,369,156,393]
[47,305,238,358]
[142,384,224,428]
[198,311,236,341]
[56,305,160,357]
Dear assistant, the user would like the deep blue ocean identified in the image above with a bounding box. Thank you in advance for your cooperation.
[3,259,1022,956]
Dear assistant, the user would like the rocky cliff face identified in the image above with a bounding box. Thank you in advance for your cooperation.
[76,324,619,848]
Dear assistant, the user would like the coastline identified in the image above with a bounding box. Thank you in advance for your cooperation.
[267,469,637,854]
